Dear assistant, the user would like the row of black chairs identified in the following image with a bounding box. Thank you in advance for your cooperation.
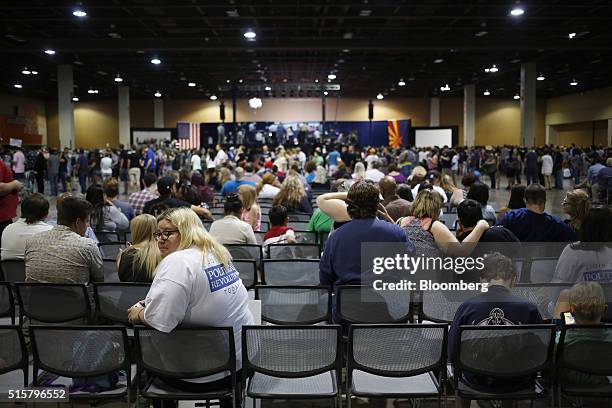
[2,323,610,407]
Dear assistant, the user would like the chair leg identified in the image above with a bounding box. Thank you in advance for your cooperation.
[347,390,351,408]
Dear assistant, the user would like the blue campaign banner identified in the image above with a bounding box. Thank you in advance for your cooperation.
[204,262,240,292]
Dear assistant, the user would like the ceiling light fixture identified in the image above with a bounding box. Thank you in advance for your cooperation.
[570,79,578,86]
[323,91,328,96]
[114,75,123,83]
[249,97,262,109]
[31,70,38,75]
[510,7,525,16]
[433,58,444,64]
[536,74,545,81]
[327,74,336,80]
[210,95,218,100]
[87,89,99,94]
[314,79,319,83]
[150,58,161,65]
[72,96,79,102]
[359,9,372,16]
[243,29,256,40]
[440,84,451,91]
[568,32,577,39]
[483,89,491,96]
[14,84,22,89]
[489,64,499,73]
[398,79,406,86]
[154,91,162,98]
[513,94,520,100]
[376,93,384,100]
[188,82,196,87]
[22,67,31,75]
[238,79,243,83]
[72,10,87,17]
[264,86,272,91]
[44,49,56,55]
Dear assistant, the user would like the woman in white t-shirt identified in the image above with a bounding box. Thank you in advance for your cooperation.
[541,151,554,189]
[100,152,113,180]
[127,207,254,406]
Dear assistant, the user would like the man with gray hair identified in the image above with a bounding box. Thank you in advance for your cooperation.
[220,166,256,195]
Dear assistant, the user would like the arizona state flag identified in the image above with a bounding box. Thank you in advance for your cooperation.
[388,120,402,148]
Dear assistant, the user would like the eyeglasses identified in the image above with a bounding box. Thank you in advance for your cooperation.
[153,230,179,241]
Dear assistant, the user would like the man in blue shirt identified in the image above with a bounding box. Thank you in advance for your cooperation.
[497,183,576,242]
[220,167,256,196]
[326,146,341,175]
[143,146,156,175]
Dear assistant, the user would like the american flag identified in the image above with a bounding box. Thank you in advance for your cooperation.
[177,122,201,150]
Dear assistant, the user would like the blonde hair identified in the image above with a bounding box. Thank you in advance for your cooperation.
[257,172,276,194]
[440,174,457,193]
[157,207,231,268]
[411,166,427,177]
[411,189,443,220]
[238,184,258,211]
[218,167,232,187]
[353,162,366,178]
[569,282,607,322]
[565,189,591,230]
[130,214,162,280]
[273,175,306,209]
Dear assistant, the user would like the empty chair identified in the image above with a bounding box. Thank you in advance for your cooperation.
[511,283,572,320]
[256,285,331,324]
[232,260,258,290]
[288,213,311,222]
[93,283,151,324]
[294,231,318,245]
[348,324,448,408]
[30,325,131,404]
[526,257,558,283]
[287,220,310,231]
[419,289,479,323]
[97,241,127,259]
[267,243,320,260]
[15,283,90,324]
[253,231,265,245]
[0,283,15,325]
[451,324,556,407]
[262,259,320,285]
[0,260,25,283]
[135,327,237,407]
[95,230,121,244]
[243,325,342,406]
[439,212,458,230]
[337,285,413,324]
[0,326,28,394]
[556,325,612,404]
[226,244,263,265]
[260,221,270,232]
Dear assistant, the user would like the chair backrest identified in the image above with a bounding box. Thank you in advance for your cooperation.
[349,324,447,377]
[262,259,320,285]
[439,213,458,230]
[226,244,263,264]
[294,231,318,245]
[136,327,235,379]
[0,260,26,283]
[94,230,121,243]
[243,325,341,378]
[455,324,555,379]
[557,325,612,378]
[102,259,120,283]
[0,282,15,323]
[15,283,90,324]
[267,243,320,260]
[93,283,151,324]
[30,326,130,381]
[419,289,480,323]
[287,221,310,231]
[232,260,258,289]
[511,283,572,320]
[0,325,28,383]
[256,285,331,324]
[260,221,269,232]
[288,213,311,222]
[527,257,558,283]
[97,241,127,259]
[337,285,413,324]
[319,231,330,247]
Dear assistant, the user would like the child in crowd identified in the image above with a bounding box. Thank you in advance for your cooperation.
[263,205,297,250]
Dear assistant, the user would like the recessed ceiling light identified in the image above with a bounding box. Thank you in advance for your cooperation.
[264,86,272,91]
[483,89,491,96]
[475,30,488,37]
[32,70,38,75]
[44,49,56,55]
[22,67,31,75]
[376,93,384,100]
[150,58,161,65]
[188,82,196,87]
[314,79,319,83]
[108,32,122,39]
[327,74,336,80]
[537,74,545,81]
[510,7,525,16]
[72,10,87,17]
[359,9,372,16]
[440,84,451,91]
[154,91,162,98]
[433,58,444,64]
[489,64,499,73]
[568,32,577,39]
[210,95,218,100]
[238,79,243,83]
[72,96,79,102]
[343,32,353,39]
[342,49,350,53]
[226,79,231,83]
[14,84,22,89]
[570,79,578,86]
[398,80,406,86]
[114,75,123,83]
[323,91,328,96]
[87,89,98,94]
[226,10,239,17]
[513,94,520,100]
[243,29,256,40]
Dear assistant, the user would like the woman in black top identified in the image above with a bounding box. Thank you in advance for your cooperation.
[116,214,161,282]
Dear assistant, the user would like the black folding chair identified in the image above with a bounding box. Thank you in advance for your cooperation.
[525,257,558,283]
[94,230,122,243]
[97,241,127,260]
[452,324,556,407]
[511,283,572,320]
[262,259,320,285]
[30,325,132,405]
[267,243,320,259]
[294,230,318,245]
[418,289,479,323]
[256,285,332,325]
[0,282,15,325]
[0,325,29,395]
[288,213,312,222]
[15,283,90,325]
[337,285,413,324]
[232,259,258,290]
[243,325,342,407]
[93,283,151,325]
[348,324,448,408]
[0,259,26,283]
[287,220,310,231]
[226,244,263,265]
[556,325,612,405]
[135,327,237,407]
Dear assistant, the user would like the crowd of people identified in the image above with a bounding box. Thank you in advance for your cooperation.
[1,139,611,406]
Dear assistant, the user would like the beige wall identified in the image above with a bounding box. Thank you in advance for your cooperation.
[131,99,155,128]
[74,100,118,149]
[554,120,608,146]
[0,92,47,143]
[546,87,612,125]
[440,98,464,145]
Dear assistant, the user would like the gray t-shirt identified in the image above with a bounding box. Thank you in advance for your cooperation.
[552,243,612,284]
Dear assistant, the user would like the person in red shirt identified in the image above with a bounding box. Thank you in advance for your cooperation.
[0,152,23,244]
[263,205,296,247]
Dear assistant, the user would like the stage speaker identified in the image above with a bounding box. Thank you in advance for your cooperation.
[220,102,226,121]
[368,100,374,120]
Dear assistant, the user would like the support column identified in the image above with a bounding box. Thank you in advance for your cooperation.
[430,97,440,126]
[520,62,536,147]
[118,86,130,147]
[153,99,164,128]
[608,119,612,148]
[321,93,326,139]
[463,84,475,147]
[57,65,75,148]
[546,125,557,145]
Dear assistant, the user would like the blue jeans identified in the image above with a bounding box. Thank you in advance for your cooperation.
[555,170,563,189]
[49,174,58,196]
[79,173,88,194]
[525,169,537,186]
